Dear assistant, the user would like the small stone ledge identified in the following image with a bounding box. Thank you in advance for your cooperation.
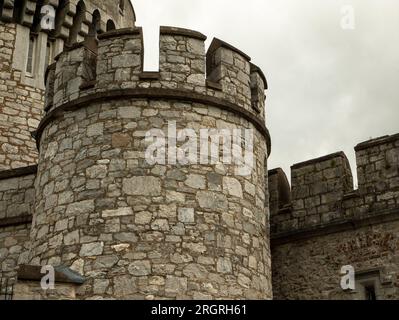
[271,208,399,246]
[80,80,96,90]
[0,215,33,228]
[160,26,207,41]
[291,151,347,170]
[0,165,38,180]
[18,265,86,285]
[343,190,360,200]
[139,72,161,80]
[206,80,223,91]
[355,133,399,151]
[97,27,143,40]
[35,88,272,157]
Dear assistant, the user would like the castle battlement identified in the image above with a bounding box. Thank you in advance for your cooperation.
[269,134,399,238]
[44,27,268,125]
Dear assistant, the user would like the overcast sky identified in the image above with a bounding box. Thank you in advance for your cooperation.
[133,0,399,186]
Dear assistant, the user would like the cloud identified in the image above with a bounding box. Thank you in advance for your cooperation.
[132,0,399,185]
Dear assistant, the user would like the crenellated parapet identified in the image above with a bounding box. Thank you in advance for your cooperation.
[0,0,135,35]
[270,134,399,237]
[45,27,268,114]
[40,26,270,152]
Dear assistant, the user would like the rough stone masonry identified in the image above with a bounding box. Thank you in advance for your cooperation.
[1,0,398,301]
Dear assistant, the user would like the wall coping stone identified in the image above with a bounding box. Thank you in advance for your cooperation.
[160,26,207,41]
[355,133,399,151]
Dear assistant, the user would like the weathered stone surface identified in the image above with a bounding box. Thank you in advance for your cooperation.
[178,208,195,224]
[197,191,228,211]
[66,200,95,215]
[80,242,104,257]
[102,207,133,218]
[223,177,243,198]
[217,257,233,274]
[165,276,188,296]
[128,261,152,276]
[123,177,162,196]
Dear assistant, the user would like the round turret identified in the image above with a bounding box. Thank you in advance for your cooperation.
[28,26,273,299]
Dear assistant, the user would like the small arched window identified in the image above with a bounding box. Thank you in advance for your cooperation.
[106,20,116,32]
[67,0,86,46]
[90,9,102,36]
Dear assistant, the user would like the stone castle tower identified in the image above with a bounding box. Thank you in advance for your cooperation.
[1,0,273,299]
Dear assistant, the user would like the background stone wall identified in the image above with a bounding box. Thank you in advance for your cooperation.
[0,169,36,280]
[272,222,399,300]
[270,134,399,299]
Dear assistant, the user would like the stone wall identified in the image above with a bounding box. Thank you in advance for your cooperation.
[0,167,36,280]
[272,221,399,300]
[270,134,399,299]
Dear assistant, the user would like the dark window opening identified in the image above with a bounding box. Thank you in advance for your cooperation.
[13,0,24,22]
[106,20,116,32]
[67,0,86,46]
[365,285,377,301]
[31,0,45,32]
[0,0,4,18]
[90,9,102,37]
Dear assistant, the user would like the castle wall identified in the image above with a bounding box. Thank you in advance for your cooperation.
[272,222,399,299]
[270,134,399,300]
[0,167,37,280]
